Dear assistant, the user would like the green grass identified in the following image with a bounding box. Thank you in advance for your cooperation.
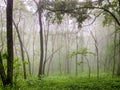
[1,76,120,90]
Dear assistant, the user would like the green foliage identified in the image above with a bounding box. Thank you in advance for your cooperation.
[1,76,120,90]
[67,48,95,58]
[2,51,8,60]
[102,0,119,26]
[46,0,90,27]
[14,57,21,69]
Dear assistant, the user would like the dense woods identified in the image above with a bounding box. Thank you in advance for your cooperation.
[0,0,120,89]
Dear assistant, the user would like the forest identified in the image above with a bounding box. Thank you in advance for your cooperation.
[0,0,120,90]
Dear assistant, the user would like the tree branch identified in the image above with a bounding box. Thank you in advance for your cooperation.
[46,6,120,26]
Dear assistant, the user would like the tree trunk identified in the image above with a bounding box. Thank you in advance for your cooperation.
[47,35,54,75]
[117,28,120,76]
[24,46,31,75]
[85,57,91,78]
[0,52,7,86]
[75,35,78,76]
[43,21,49,74]
[90,31,99,79]
[116,0,120,76]
[6,0,14,85]
[113,23,117,77]
[38,11,44,77]
[32,28,35,75]
[58,35,62,75]
[13,21,27,79]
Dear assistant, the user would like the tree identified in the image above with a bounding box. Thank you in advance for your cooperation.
[6,0,14,85]
[43,21,50,74]
[90,30,99,78]
[0,0,14,86]
[45,0,120,76]
[33,0,44,77]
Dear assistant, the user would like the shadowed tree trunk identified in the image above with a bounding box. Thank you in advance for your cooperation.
[6,0,14,85]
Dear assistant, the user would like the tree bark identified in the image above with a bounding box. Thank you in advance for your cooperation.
[38,10,44,77]
[6,0,14,85]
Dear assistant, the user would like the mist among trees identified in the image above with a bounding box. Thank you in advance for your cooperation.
[0,0,120,89]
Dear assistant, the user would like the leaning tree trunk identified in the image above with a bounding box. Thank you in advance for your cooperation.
[13,21,27,79]
[6,0,14,85]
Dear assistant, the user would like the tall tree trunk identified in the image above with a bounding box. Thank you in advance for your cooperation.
[33,0,45,78]
[38,10,44,77]
[43,21,49,74]
[6,0,14,85]
[47,34,54,75]
[13,21,27,79]
[113,23,117,77]
[32,27,35,75]
[90,31,99,79]
[58,35,62,75]
[75,34,78,76]
[24,46,31,75]
[116,0,120,76]
[117,33,120,76]
[65,33,70,74]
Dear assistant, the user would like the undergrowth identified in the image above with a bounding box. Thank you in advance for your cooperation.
[0,76,120,90]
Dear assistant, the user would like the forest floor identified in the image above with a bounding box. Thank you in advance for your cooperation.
[1,75,120,90]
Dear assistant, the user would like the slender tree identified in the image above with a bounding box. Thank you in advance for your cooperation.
[43,21,50,74]
[90,30,99,78]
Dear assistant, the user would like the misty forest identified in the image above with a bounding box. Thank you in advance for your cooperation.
[0,0,120,90]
